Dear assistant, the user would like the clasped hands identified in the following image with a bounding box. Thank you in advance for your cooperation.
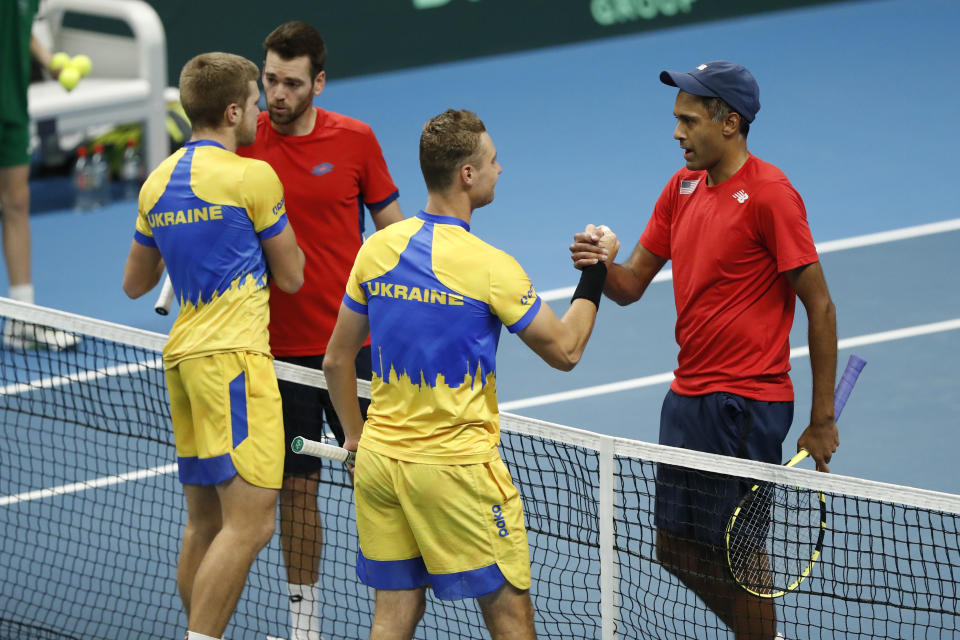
[570,224,620,269]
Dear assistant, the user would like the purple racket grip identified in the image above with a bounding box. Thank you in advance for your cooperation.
[834,354,867,421]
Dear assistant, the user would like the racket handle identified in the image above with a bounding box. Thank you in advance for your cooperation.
[792,354,867,467]
[834,354,867,421]
[785,449,810,467]
[154,274,175,316]
[291,436,356,466]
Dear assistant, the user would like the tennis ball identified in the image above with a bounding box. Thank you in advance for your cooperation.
[71,54,92,77]
[50,51,70,72]
[59,66,80,91]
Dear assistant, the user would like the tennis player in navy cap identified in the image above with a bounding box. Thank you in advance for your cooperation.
[570,61,839,639]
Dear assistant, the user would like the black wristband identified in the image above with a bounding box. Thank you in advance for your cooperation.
[571,262,607,308]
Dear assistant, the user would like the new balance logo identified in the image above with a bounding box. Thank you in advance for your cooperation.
[732,190,749,203]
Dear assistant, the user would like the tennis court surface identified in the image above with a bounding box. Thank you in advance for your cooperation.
[2,299,959,639]
[3,0,959,637]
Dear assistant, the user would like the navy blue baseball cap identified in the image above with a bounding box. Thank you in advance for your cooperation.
[660,61,761,122]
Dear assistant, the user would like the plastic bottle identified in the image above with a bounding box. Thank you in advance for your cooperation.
[90,143,111,207]
[72,146,95,212]
[119,139,143,201]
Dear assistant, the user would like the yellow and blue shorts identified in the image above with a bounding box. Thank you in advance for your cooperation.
[353,448,531,600]
[165,351,284,489]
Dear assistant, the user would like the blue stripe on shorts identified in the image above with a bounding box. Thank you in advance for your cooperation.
[357,550,430,590]
[356,550,507,600]
[230,370,247,448]
[178,452,236,485]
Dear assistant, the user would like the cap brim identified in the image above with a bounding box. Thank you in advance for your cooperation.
[659,70,717,99]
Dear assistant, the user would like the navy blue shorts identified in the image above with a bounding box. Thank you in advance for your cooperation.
[278,345,372,477]
[654,390,793,546]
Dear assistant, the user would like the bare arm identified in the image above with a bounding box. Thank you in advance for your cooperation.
[370,199,404,231]
[604,242,667,306]
[518,227,617,370]
[518,299,599,371]
[261,224,304,294]
[29,35,53,74]
[122,241,164,299]
[570,226,667,306]
[322,304,370,451]
[788,261,839,472]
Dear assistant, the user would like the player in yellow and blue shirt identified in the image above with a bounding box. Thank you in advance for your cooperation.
[343,211,540,466]
[322,109,618,640]
[135,140,287,369]
[122,53,304,640]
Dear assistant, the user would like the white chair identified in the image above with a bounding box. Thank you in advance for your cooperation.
[27,0,168,172]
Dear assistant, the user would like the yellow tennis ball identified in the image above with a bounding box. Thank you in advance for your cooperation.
[50,51,70,71]
[59,66,80,91]
[71,54,92,77]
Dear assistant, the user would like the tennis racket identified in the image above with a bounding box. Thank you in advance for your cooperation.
[291,435,357,466]
[154,274,175,316]
[725,353,867,598]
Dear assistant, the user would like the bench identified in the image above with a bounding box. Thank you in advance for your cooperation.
[27,0,168,172]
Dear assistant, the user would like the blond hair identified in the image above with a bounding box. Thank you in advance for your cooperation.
[179,52,259,130]
[419,109,487,192]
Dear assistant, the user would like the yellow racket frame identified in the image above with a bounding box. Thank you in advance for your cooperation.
[724,449,827,598]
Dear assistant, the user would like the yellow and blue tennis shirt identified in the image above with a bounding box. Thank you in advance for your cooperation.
[134,139,288,366]
[344,211,542,464]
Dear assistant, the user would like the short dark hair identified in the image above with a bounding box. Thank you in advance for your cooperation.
[179,52,258,130]
[700,96,750,139]
[263,21,326,77]
[419,109,487,192]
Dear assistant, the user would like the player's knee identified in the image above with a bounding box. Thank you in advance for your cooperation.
[184,517,220,545]
[655,529,693,577]
[0,189,28,219]
[250,513,277,549]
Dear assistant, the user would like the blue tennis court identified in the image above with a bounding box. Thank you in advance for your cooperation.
[7,0,957,490]
[2,0,959,638]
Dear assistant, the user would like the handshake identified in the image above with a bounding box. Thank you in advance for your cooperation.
[49,52,92,91]
[570,224,621,269]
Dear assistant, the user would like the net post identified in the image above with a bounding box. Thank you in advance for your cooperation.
[598,436,619,640]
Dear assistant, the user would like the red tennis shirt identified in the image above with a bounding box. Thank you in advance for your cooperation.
[640,155,819,401]
[238,108,399,356]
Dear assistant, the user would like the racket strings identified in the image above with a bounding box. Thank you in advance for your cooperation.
[728,482,824,594]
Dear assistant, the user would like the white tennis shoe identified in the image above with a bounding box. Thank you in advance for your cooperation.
[2,319,80,350]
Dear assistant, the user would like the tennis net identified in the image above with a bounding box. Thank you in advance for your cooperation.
[1,298,958,639]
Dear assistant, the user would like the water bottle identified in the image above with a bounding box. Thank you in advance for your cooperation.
[90,143,111,207]
[119,139,143,201]
[72,146,95,212]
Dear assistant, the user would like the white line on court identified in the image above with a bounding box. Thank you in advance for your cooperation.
[499,318,960,411]
[539,217,960,301]
[0,463,177,507]
[2,221,958,506]
[3,320,958,506]
[0,357,163,396]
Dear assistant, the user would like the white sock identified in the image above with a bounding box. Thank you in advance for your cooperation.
[186,632,221,640]
[288,582,321,640]
[8,283,34,304]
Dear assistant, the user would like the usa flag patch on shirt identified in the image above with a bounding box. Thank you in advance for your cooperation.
[679,179,699,195]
